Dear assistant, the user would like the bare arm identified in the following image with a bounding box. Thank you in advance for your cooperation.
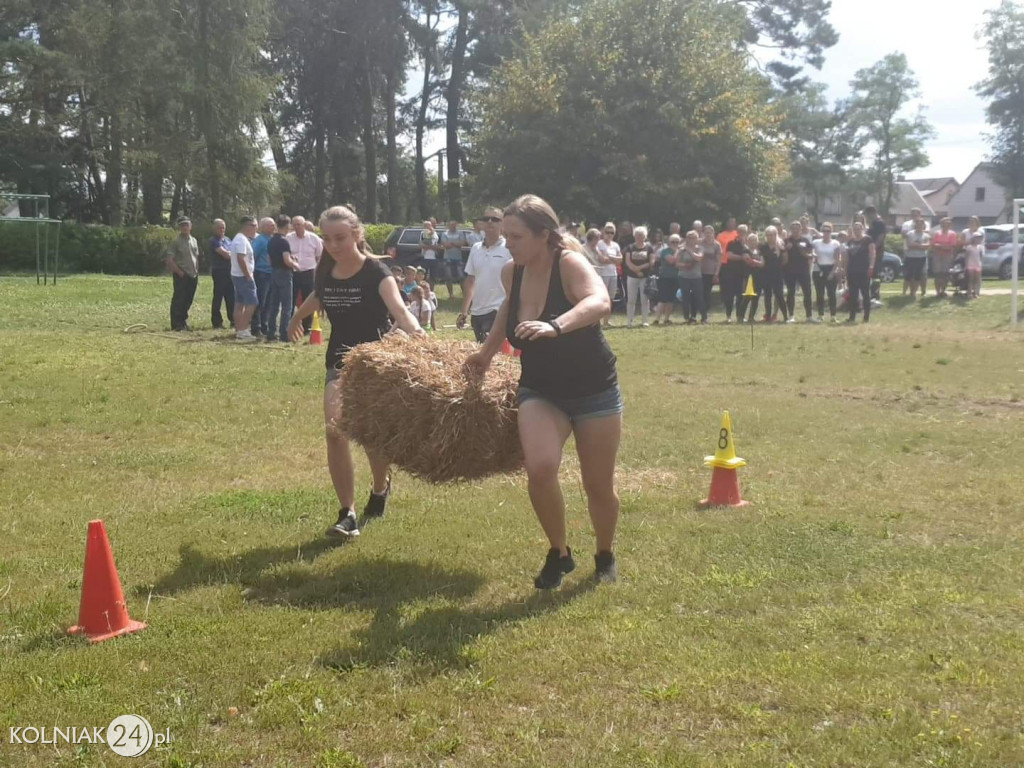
[460,274,476,317]
[235,251,252,280]
[165,253,184,277]
[514,250,611,340]
[288,292,323,342]
[215,246,231,261]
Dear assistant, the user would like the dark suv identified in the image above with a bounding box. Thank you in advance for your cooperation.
[383,226,477,267]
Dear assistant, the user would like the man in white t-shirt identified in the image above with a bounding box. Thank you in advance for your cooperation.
[230,216,259,341]
[458,207,512,342]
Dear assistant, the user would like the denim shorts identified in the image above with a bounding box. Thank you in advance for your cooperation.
[232,275,259,306]
[517,384,623,423]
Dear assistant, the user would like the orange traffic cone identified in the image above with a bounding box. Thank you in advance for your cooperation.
[309,311,323,345]
[699,411,750,508]
[68,520,146,643]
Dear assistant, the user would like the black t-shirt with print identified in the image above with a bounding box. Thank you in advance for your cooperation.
[784,236,813,273]
[268,233,291,270]
[623,243,654,275]
[320,257,392,371]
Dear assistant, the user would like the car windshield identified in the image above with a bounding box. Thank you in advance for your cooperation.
[399,228,423,245]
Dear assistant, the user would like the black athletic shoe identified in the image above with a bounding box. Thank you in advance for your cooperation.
[534,547,575,590]
[325,508,360,540]
[594,551,617,583]
[363,475,392,519]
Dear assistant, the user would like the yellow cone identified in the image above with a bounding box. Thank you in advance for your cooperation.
[703,411,747,469]
[743,275,757,297]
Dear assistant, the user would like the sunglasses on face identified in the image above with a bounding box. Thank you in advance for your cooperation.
[481,216,501,224]
[604,230,615,234]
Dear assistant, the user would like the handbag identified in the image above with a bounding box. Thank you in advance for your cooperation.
[643,276,659,300]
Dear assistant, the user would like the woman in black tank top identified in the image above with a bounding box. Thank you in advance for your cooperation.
[465,195,622,589]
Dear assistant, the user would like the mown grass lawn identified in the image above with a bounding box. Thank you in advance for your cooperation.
[1,274,1023,768]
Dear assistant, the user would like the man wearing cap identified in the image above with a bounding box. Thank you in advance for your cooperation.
[165,217,199,331]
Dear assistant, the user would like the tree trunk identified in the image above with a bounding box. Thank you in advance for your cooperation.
[415,3,434,219]
[445,4,469,222]
[106,111,124,225]
[197,0,222,215]
[385,68,400,223]
[125,171,139,224]
[170,178,183,223]
[262,108,288,172]
[141,164,164,224]
[313,106,327,217]
[361,56,378,223]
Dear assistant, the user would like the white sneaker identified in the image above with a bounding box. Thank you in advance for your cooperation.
[786,318,796,324]
[808,317,821,324]
[235,330,257,342]
[642,322,650,328]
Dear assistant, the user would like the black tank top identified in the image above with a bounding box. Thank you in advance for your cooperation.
[506,251,618,399]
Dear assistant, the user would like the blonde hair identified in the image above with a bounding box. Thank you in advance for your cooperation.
[503,194,580,253]
[633,226,648,239]
[315,205,370,295]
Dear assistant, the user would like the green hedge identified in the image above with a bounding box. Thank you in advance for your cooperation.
[885,233,904,257]
[0,222,175,275]
[0,221,403,275]
[364,224,398,254]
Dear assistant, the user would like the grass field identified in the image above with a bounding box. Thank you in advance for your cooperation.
[2,274,1023,768]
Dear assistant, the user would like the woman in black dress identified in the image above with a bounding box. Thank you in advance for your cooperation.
[465,195,622,588]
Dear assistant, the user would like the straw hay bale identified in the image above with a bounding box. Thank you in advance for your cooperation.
[338,335,523,483]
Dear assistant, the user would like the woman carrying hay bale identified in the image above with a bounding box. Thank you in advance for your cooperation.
[288,205,424,541]
[465,195,623,589]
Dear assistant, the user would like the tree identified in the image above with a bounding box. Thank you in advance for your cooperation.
[846,53,933,217]
[976,0,1024,203]
[776,83,858,223]
[472,0,786,225]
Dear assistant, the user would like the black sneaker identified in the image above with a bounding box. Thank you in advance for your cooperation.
[534,547,575,590]
[594,551,617,583]
[325,508,360,540]
[363,475,392,519]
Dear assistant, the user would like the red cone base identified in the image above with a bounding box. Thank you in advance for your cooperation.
[309,329,322,345]
[700,466,750,508]
[500,339,521,358]
[68,520,146,643]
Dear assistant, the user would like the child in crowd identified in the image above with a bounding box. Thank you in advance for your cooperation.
[965,231,984,299]
[423,280,438,331]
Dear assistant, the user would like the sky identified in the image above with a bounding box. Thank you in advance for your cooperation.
[416,0,1001,185]
[787,0,1001,183]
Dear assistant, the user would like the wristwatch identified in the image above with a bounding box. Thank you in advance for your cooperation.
[550,319,563,337]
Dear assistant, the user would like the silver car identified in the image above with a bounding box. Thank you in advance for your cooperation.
[981,225,1023,279]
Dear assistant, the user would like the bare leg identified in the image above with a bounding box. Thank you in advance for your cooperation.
[518,399,573,555]
[573,413,622,553]
[324,379,356,509]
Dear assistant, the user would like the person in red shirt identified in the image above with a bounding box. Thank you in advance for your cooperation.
[930,217,958,298]
[716,216,739,257]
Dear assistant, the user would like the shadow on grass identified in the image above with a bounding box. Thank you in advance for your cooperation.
[140,539,336,596]
[142,541,594,672]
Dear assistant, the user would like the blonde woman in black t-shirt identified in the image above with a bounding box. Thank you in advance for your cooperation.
[289,205,425,541]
